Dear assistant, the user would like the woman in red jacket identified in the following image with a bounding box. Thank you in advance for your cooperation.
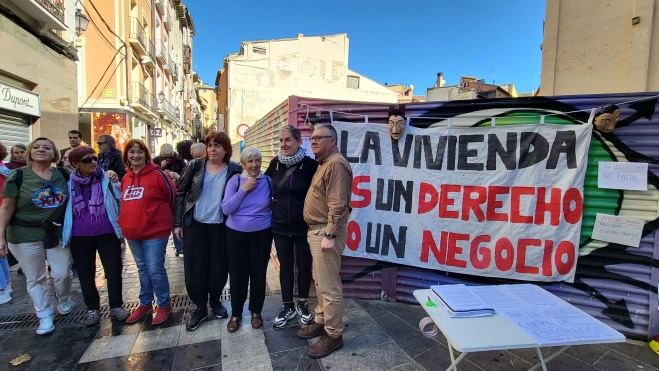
[118,139,176,325]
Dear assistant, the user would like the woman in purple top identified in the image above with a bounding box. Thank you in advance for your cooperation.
[62,146,129,326]
[221,146,273,333]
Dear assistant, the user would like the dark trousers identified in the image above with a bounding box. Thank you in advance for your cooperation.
[7,250,18,266]
[183,220,228,310]
[70,233,123,310]
[226,227,272,316]
[273,233,312,303]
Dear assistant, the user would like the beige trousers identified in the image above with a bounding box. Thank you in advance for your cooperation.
[8,240,72,318]
[308,225,347,338]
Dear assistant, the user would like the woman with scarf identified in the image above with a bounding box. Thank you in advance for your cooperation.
[265,126,318,327]
[221,147,273,333]
[62,146,129,326]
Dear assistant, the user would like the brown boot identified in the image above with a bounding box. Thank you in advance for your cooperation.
[296,320,325,339]
[227,316,241,333]
[307,333,344,359]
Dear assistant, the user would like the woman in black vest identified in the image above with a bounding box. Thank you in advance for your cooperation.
[265,125,318,328]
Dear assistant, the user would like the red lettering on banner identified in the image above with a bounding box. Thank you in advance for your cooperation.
[511,186,535,224]
[535,188,562,226]
[420,231,448,264]
[542,240,553,276]
[347,221,361,251]
[447,233,469,268]
[418,182,438,215]
[469,235,491,269]
[462,186,487,221]
[495,237,514,271]
[555,241,576,275]
[439,185,460,219]
[486,186,509,222]
[563,188,583,224]
[515,239,541,274]
[351,176,371,209]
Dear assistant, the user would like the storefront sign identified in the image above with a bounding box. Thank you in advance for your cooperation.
[102,89,116,98]
[334,121,593,283]
[149,128,163,137]
[0,82,40,117]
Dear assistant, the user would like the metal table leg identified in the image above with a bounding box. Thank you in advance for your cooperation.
[528,346,571,371]
[446,342,468,371]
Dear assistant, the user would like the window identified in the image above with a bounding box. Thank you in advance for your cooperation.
[347,76,360,89]
[252,46,266,55]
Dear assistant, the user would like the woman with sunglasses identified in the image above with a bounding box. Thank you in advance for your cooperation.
[62,146,129,326]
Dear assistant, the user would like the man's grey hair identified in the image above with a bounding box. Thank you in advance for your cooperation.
[160,143,174,156]
[98,134,116,150]
[315,124,338,139]
[240,146,262,164]
[191,143,205,158]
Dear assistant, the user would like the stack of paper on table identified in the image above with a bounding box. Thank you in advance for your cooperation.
[430,284,495,318]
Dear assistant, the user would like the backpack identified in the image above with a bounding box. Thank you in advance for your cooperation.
[14,167,70,190]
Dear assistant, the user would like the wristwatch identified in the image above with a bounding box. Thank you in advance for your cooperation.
[324,232,336,239]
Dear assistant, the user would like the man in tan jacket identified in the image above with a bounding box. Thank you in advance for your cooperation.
[297,124,353,359]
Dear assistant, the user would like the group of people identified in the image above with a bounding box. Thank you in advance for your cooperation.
[0,123,352,359]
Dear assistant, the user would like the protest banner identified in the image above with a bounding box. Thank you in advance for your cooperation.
[334,121,592,282]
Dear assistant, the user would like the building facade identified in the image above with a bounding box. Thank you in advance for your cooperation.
[196,83,217,137]
[541,0,659,95]
[76,0,197,155]
[215,33,398,144]
[426,73,517,102]
[0,0,79,152]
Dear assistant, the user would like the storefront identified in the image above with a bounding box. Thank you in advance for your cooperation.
[0,81,39,154]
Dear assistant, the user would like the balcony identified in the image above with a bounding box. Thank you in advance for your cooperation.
[142,38,156,68]
[163,8,172,31]
[154,0,164,15]
[129,17,148,57]
[129,82,158,118]
[156,40,168,65]
[9,0,67,31]
[170,61,179,81]
[158,95,178,123]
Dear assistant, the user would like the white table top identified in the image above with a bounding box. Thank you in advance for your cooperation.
[414,289,625,353]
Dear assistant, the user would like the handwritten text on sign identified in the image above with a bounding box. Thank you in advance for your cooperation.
[335,121,592,282]
[591,213,644,247]
[597,161,648,191]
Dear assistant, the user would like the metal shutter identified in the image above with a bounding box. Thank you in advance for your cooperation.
[0,111,31,157]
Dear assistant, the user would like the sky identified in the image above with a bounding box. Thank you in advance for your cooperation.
[184,0,545,94]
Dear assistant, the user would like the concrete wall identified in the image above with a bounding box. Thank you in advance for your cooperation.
[541,0,659,95]
[0,14,78,150]
[426,86,460,102]
[224,34,397,144]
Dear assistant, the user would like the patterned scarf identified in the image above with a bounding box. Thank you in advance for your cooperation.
[241,170,264,179]
[71,167,106,219]
[277,148,305,168]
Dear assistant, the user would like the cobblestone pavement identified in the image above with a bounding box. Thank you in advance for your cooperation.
[0,238,657,370]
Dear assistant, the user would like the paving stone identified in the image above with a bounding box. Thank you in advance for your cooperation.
[603,341,659,369]
[264,325,309,353]
[131,326,181,354]
[565,344,610,365]
[413,344,484,371]
[48,323,99,345]
[311,323,391,354]
[221,331,268,364]
[0,328,54,353]
[388,362,425,371]
[223,354,273,371]
[78,332,138,363]
[318,341,412,371]
[177,319,223,346]
[594,349,659,371]
[123,347,176,371]
[24,340,91,369]
[384,301,434,331]
[373,312,438,358]
[466,349,534,371]
[354,298,393,319]
[173,339,223,370]
[95,317,142,339]
[269,347,322,371]
[74,355,127,371]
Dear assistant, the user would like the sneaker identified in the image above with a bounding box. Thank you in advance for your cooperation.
[57,298,73,315]
[296,301,313,325]
[36,315,55,335]
[211,303,228,319]
[186,307,208,331]
[110,307,130,321]
[85,310,100,326]
[0,287,12,305]
[152,306,172,325]
[126,305,153,324]
[273,305,296,328]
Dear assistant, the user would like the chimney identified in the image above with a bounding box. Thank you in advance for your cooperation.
[298,33,304,38]
[436,72,445,87]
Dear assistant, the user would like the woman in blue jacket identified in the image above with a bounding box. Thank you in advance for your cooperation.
[62,146,128,326]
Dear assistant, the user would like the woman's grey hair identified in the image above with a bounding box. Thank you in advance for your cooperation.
[240,147,262,164]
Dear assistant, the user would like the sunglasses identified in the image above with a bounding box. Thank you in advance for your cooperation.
[97,142,106,145]
[79,156,98,164]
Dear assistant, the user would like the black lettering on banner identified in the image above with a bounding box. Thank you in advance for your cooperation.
[458,135,484,171]
[376,179,394,211]
[392,134,414,167]
[447,136,457,170]
[360,131,382,165]
[487,133,517,170]
[366,222,381,254]
[413,135,424,169]
[546,131,577,169]
[393,180,414,214]
[381,225,407,258]
[340,131,359,163]
[519,132,549,169]
[423,135,447,170]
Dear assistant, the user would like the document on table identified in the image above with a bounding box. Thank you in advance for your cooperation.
[430,285,494,317]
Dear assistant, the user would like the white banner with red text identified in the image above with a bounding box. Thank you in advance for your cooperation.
[334,120,592,283]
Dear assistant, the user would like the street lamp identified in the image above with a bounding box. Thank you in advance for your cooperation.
[75,9,89,36]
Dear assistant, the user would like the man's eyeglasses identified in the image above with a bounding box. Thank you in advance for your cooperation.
[161,156,174,160]
[310,136,333,142]
[79,156,98,164]
[97,142,106,146]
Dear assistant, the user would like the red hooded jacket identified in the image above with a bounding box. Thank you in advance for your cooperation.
[118,163,176,240]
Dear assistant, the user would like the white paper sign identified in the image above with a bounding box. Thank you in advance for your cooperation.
[0,82,40,117]
[591,213,644,247]
[598,161,648,190]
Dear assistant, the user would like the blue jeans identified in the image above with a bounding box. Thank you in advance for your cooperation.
[172,227,183,253]
[0,257,10,290]
[127,238,171,308]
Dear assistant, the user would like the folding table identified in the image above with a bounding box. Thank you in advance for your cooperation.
[414,288,625,371]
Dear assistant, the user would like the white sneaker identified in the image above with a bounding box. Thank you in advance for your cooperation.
[57,298,73,315]
[36,315,55,335]
[0,287,12,304]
